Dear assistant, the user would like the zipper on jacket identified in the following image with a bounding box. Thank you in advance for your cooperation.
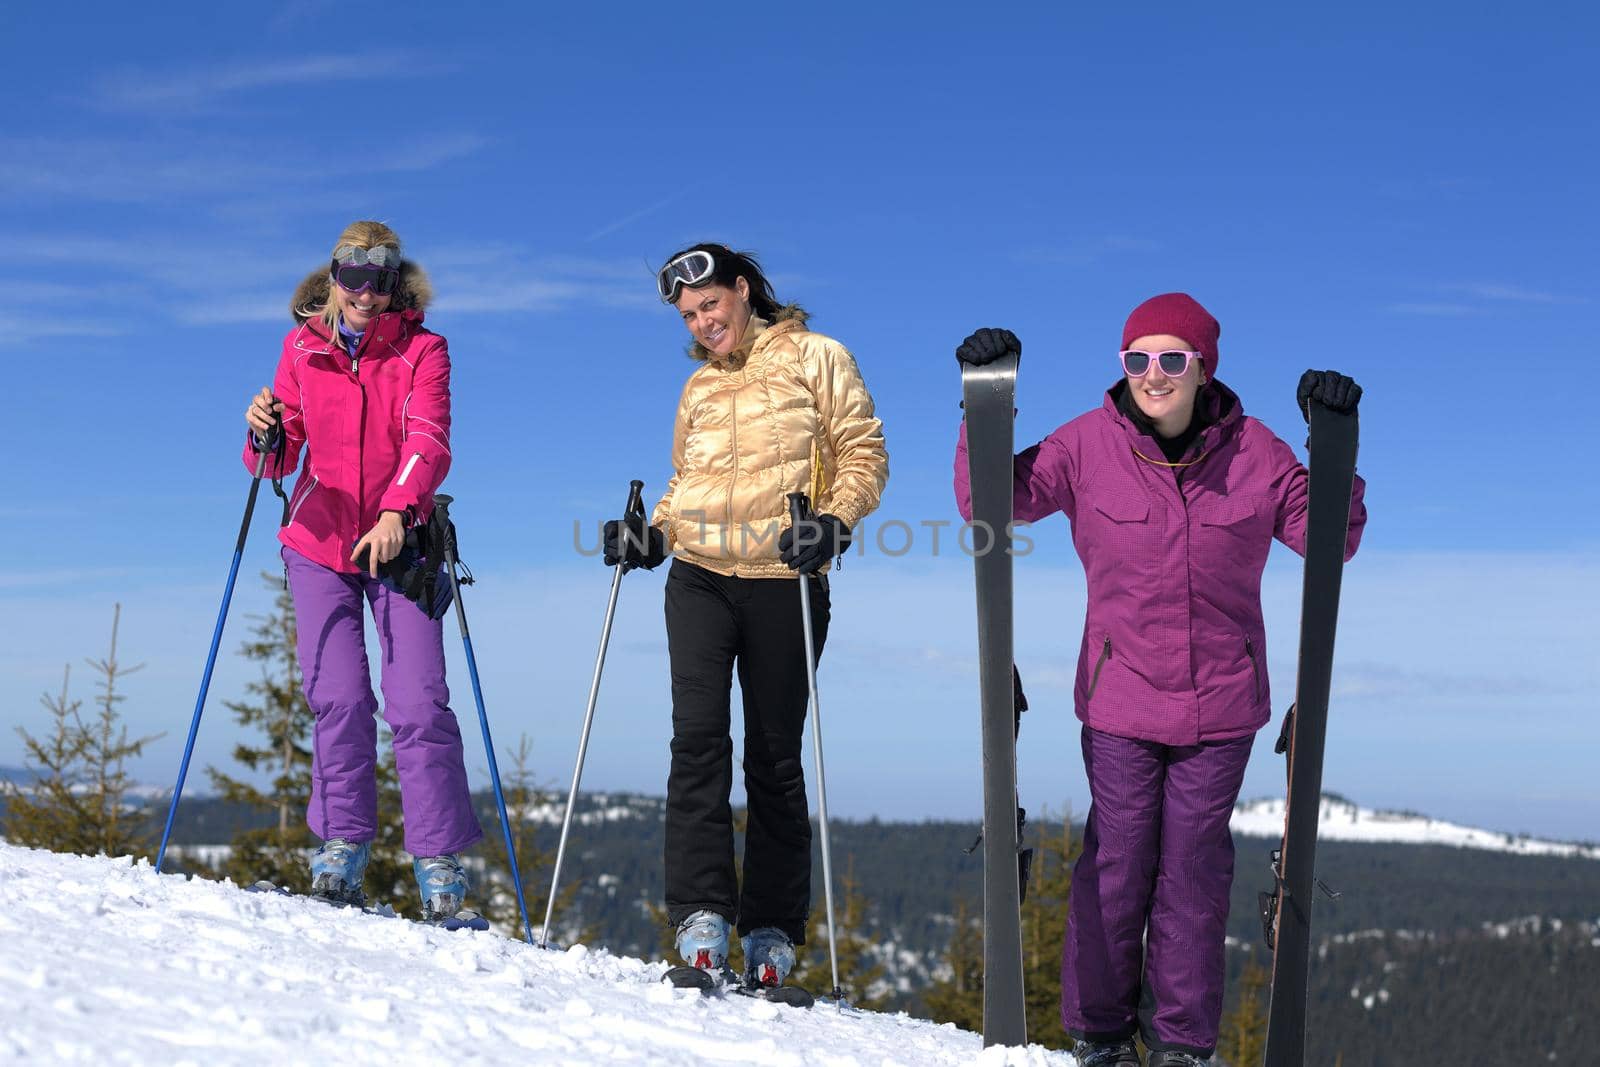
[1245,636,1262,702]
[726,390,738,547]
[1086,636,1112,701]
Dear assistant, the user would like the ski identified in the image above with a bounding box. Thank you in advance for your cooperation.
[960,351,1027,1048]
[245,881,491,932]
[1261,402,1360,1066]
[659,965,815,1008]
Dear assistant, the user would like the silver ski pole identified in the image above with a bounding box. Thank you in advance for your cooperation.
[539,479,646,949]
[787,492,843,1003]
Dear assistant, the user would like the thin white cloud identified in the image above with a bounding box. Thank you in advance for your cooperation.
[0,313,123,346]
[1388,302,1481,317]
[1438,282,1587,305]
[0,133,485,204]
[89,54,448,115]
[586,185,701,242]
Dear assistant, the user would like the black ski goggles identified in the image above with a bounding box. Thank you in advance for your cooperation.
[657,250,716,303]
[333,263,401,295]
[332,244,403,295]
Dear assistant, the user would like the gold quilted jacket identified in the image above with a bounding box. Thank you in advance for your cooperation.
[651,306,888,578]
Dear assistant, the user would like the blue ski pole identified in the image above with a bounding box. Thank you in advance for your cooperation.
[433,494,536,946]
[155,442,273,873]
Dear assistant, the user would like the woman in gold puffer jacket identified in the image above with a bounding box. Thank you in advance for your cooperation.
[603,243,887,989]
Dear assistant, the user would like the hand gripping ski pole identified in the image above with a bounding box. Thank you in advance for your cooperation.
[434,494,536,945]
[539,480,645,949]
[155,440,274,873]
[786,492,844,1004]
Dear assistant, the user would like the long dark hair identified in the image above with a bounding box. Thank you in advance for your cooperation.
[1116,378,1217,439]
[662,242,783,320]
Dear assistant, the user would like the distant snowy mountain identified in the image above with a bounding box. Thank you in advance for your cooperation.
[0,842,1073,1066]
[1231,794,1600,860]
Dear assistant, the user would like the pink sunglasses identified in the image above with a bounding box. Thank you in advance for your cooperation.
[1119,349,1202,378]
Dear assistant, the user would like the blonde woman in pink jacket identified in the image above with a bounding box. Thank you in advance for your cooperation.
[242,221,482,918]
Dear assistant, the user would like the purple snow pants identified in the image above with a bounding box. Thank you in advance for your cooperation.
[284,546,482,857]
[1060,724,1253,1057]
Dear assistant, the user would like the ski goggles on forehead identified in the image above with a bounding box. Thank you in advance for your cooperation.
[657,250,716,303]
[1119,349,1202,378]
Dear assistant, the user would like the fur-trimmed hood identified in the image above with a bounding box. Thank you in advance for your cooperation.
[290,260,434,323]
[688,303,808,362]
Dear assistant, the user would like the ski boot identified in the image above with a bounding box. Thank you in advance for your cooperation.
[663,910,732,990]
[1147,1052,1209,1066]
[741,927,796,989]
[309,838,370,906]
[739,927,813,1007]
[412,854,469,921]
[1074,1038,1142,1066]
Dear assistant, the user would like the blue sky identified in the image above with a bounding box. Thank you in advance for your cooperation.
[3,2,1596,840]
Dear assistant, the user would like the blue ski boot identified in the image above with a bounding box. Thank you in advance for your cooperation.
[740,927,796,989]
[675,910,732,973]
[309,838,370,906]
[1147,1052,1210,1066]
[412,854,469,921]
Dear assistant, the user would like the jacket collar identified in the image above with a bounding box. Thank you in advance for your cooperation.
[1103,378,1243,464]
[691,303,809,365]
[294,307,424,358]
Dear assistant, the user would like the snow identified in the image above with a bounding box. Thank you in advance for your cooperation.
[1231,795,1600,859]
[0,842,1076,1066]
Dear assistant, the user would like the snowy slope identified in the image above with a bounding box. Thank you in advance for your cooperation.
[1231,795,1600,860]
[0,842,1076,1066]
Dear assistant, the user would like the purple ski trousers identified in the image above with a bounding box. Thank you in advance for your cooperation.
[1061,724,1252,1057]
[284,547,483,857]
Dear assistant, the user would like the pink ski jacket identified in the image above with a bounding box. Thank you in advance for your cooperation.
[243,308,451,574]
[955,382,1366,746]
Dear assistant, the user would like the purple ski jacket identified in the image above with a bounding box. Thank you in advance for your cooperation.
[954,382,1366,747]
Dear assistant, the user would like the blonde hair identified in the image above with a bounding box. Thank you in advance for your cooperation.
[291,219,434,338]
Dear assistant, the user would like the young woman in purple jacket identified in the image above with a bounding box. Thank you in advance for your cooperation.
[952,293,1365,1067]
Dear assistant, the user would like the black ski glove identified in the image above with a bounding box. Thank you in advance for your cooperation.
[602,516,668,573]
[1297,369,1362,422]
[956,328,1021,368]
[778,513,852,574]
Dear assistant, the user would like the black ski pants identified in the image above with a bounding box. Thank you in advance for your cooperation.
[663,559,829,945]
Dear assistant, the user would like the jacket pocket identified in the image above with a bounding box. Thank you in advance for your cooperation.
[286,475,319,527]
[1092,494,1150,524]
[1086,635,1113,701]
[1245,635,1263,702]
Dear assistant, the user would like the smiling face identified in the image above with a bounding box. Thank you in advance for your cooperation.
[1125,333,1206,436]
[674,276,752,357]
[332,275,393,335]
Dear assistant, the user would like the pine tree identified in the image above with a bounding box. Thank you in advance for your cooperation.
[2,605,161,857]
[921,896,985,1032]
[792,856,891,1007]
[202,575,315,889]
[1217,951,1270,1066]
[1021,813,1080,1050]
[475,734,585,942]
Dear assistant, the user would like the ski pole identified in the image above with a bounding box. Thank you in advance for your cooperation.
[539,479,645,949]
[434,494,536,946]
[155,436,274,873]
[786,492,844,1004]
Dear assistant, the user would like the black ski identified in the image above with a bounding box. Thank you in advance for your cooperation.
[660,965,814,1008]
[1261,401,1360,1066]
[961,352,1027,1048]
